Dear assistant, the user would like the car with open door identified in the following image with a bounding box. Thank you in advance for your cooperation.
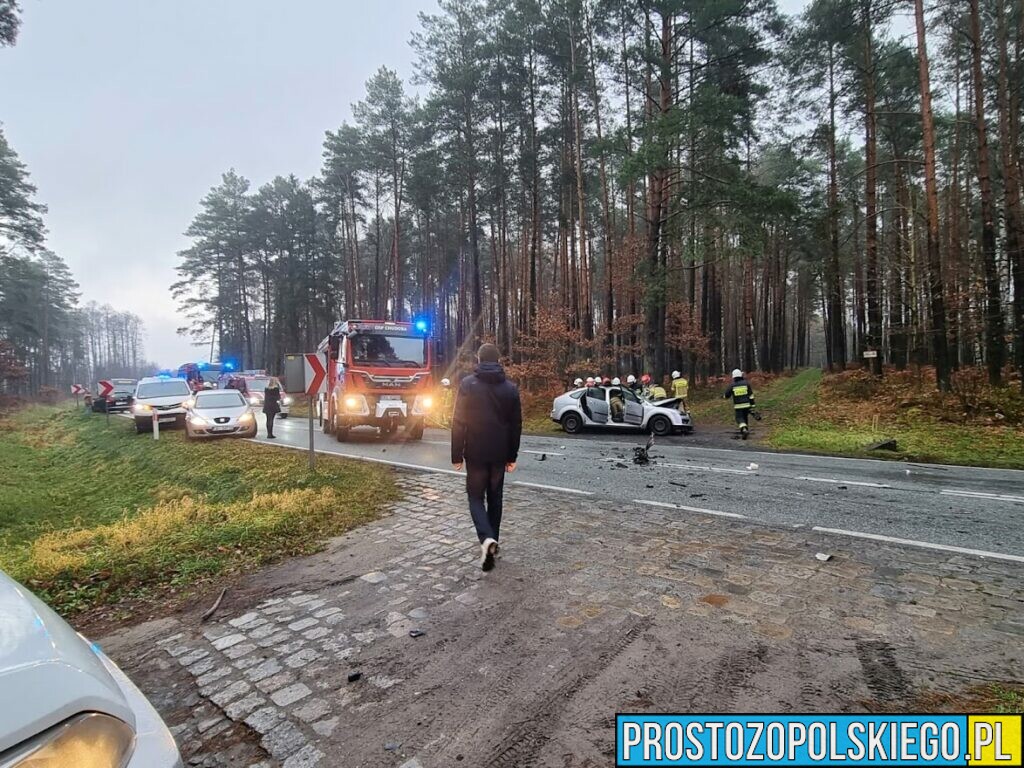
[550,385,692,436]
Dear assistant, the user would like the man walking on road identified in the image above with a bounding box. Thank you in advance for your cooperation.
[451,343,523,571]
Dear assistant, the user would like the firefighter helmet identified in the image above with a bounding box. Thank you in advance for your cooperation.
[732,369,743,379]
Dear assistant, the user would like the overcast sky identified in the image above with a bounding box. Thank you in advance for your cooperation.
[2,0,809,369]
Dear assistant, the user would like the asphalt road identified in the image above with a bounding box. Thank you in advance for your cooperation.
[254,416,1024,562]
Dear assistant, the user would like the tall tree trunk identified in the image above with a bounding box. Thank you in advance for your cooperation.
[863,1,882,376]
[995,0,1024,387]
[915,0,950,390]
[969,0,1005,385]
[826,44,847,371]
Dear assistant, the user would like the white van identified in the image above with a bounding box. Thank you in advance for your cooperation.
[131,376,192,433]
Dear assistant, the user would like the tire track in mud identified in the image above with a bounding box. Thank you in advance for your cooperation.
[481,615,654,768]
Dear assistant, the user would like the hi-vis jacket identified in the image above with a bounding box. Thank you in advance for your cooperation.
[671,377,689,399]
[724,378,754,410]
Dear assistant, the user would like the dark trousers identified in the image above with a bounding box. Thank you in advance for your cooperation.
[266,411,277,437]
[465,461,506,543]
[734,407,751,427]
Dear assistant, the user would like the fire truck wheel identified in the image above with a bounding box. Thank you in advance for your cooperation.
[407,423,424,441]
[334,419,349,442]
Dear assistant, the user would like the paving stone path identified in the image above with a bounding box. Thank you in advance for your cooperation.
[101,472,1024,767]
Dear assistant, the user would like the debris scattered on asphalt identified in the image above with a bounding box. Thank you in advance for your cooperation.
[815,553,833,562]
[409,629,425,638]
[868,438,898,452]
[838,485,848,490]
[690,493,705,499]
[200,587,227,623]
[669,481,687,488]
[536,453,547,461]
[347,671,363,683]
[747,463,759,471]
[385,742,401,751]
[646,484,654,489]
[614,461,628,469]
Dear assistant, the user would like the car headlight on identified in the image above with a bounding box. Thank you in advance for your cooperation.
[239,411,254,423]
[412,394,433,414]
[133,402,152,413]
[189,414,208,426]
[249,396,260,405]
[343,395,368,414]
[282,396,293,405]
[7,712,135,768]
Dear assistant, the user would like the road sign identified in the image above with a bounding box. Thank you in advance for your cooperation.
[71,384,86,395]
[862,350,878,359]
[304,353,327,396]
[98,380,114,398]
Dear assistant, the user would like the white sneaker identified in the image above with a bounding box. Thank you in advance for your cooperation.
[480,538,497,571]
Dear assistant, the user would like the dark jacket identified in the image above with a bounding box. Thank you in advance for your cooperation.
[723,378,754,409]
[451,362,522,465]
[263,386,281,415]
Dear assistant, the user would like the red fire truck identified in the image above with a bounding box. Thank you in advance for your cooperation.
[317,319,435,441]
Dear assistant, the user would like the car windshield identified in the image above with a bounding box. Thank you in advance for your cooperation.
[195,392,245,409]
[137,380,191,398]
[248,377,271,391]
[350,334,426,367]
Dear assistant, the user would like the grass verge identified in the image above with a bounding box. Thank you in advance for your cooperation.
[0,405,398,616]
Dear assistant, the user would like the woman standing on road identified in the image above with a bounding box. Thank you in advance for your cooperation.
[263,377,282,439]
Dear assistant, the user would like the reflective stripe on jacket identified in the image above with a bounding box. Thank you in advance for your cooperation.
[724,379,754,409]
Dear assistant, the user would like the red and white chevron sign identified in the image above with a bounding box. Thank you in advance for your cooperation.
[304,353,327,395]
[71,384,87,395]
[98,380,114,398]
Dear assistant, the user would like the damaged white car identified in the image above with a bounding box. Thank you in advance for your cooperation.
[551,386,693,436]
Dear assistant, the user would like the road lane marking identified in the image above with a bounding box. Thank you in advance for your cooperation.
[248,438,463,476]
[811,526,1024,564]
[634,499,746,519]
[659,462,753,475]
[797,476,892,488]
[941,489,1024,504]
[513,481,592,495]
[520,449,565,457]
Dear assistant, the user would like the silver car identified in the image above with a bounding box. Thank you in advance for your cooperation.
[550,386,693,436]
[184,389,257,439]
[0,570,182,767]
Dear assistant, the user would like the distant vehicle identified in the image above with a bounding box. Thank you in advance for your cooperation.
[184,389,257,440]
[227,372,291,418]
[90,378,137,412]
[0,569,183,767]
[177,363,215,391]
[551,385,693,436]
[318,319,435,441]
[131,376,192,433]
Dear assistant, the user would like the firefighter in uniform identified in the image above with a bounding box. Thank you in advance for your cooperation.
[670,370,689,413]
[724,368,755,438]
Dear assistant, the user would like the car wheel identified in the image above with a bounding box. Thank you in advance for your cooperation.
[279,413,288,419]
[334,416,348,442]
[561,412,583,434]
[135,421,150,434]
[650,415,672,436]
[407,422,424,440]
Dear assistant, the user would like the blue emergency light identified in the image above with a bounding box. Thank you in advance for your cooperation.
[413,315,430,334]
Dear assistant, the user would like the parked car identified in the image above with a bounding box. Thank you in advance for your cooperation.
[236,374,291,418]
[0,569,182,767]
[184,389,257,439]
[91,378,137,413]
[131,376,192,433]
[551,385,693,436]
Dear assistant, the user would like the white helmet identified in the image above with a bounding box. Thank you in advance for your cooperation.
[611,377,621,386]
[441,378,451,387]
[585,377,596,387]
[626,374,636,384]
[573,378,583,387]
[672,370,681,379]
[732,369,743,379]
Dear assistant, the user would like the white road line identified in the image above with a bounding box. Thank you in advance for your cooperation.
[659,462,753,475]
[513,481,592,495]
[634,499,746,519]
[249,438,463,476]
[811,526,1024,564]
[520,449,565,457]
[941,489,1024,504]
[797,476,892,489]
